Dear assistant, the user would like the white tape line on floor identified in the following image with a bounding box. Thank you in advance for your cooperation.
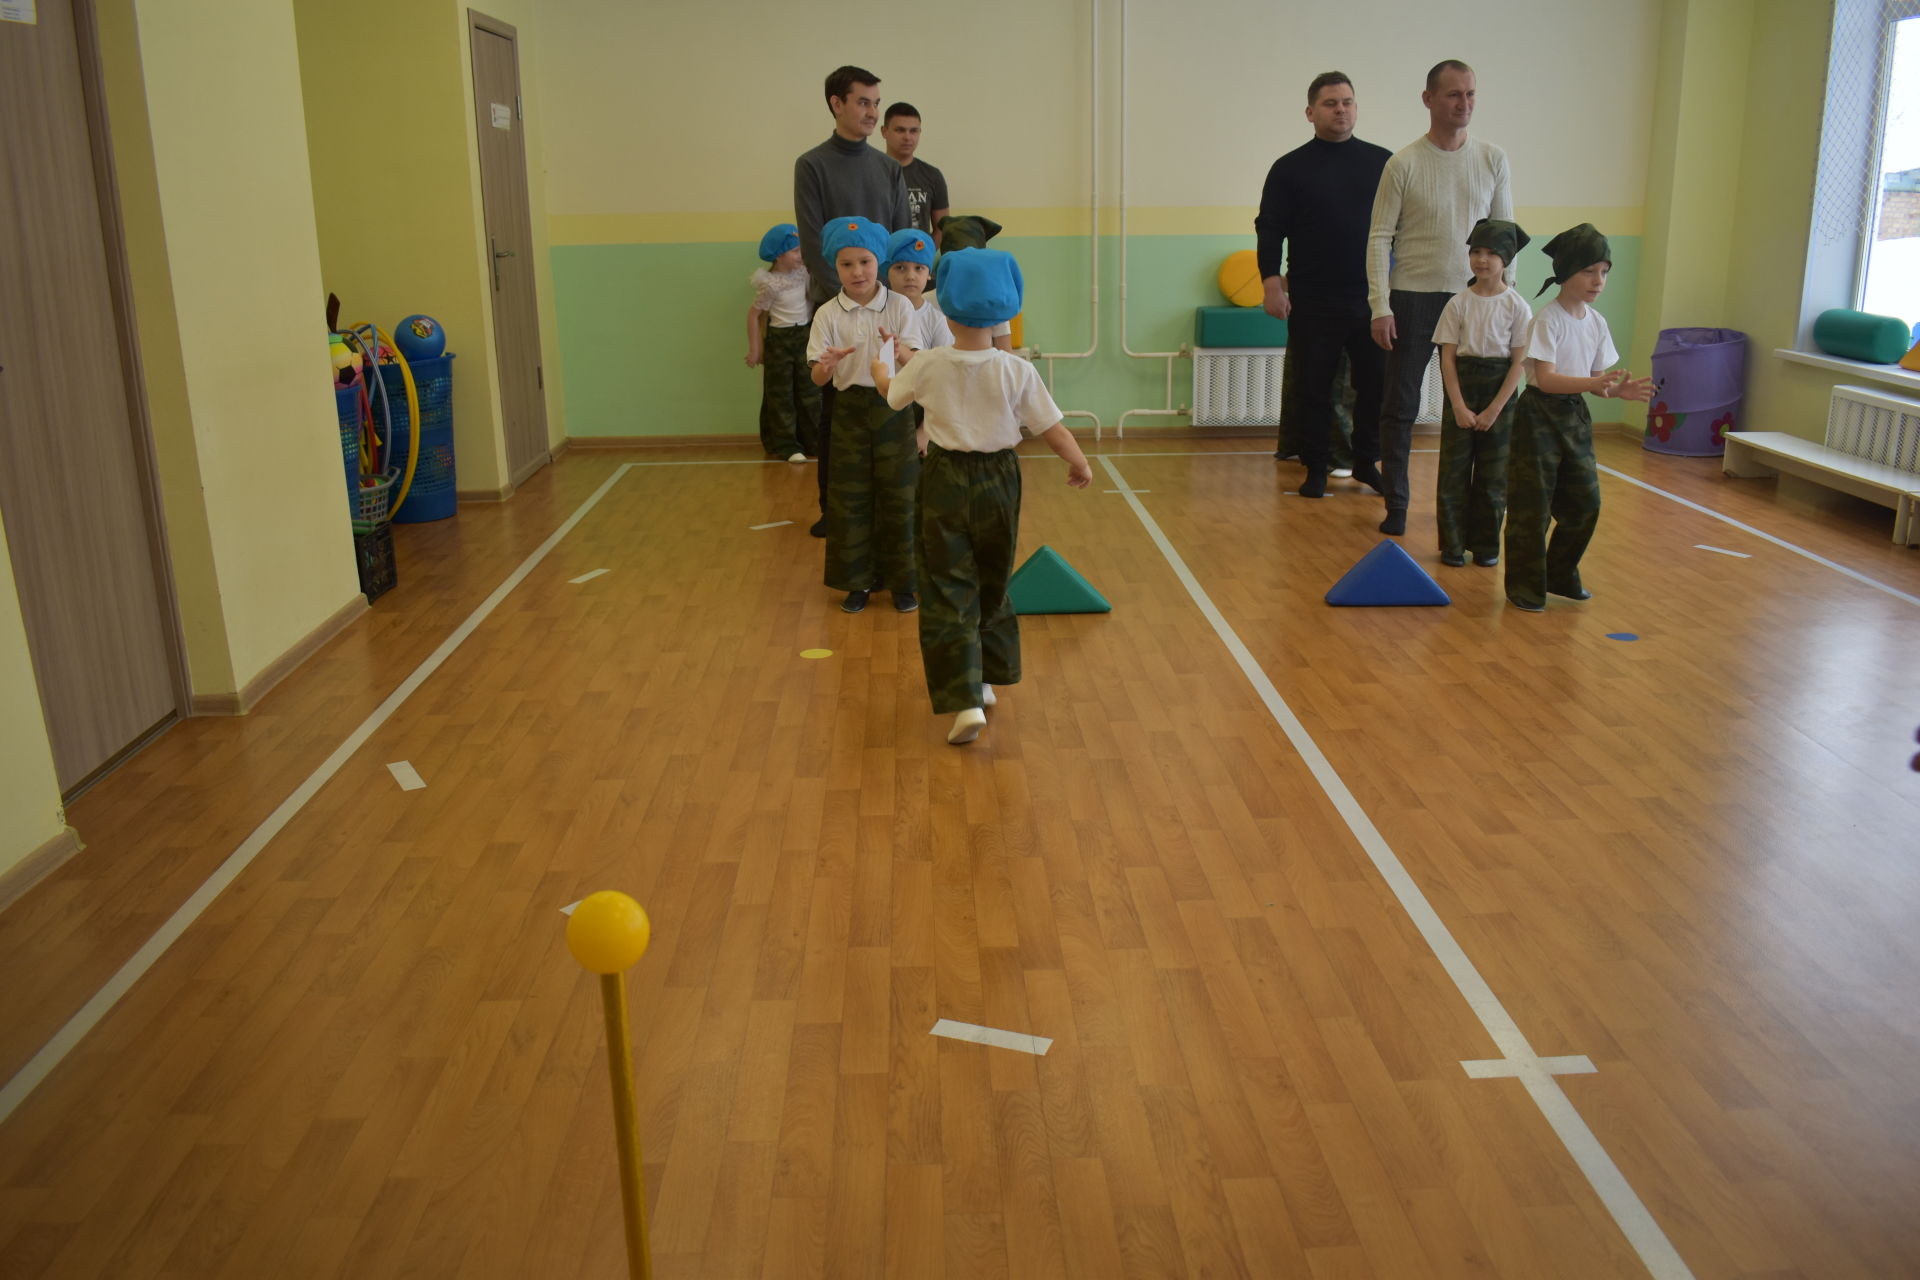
[0,464,638,1124]
[1100,454,1693,1280]
[386,761,426,791]
[930,1018,1052,1056]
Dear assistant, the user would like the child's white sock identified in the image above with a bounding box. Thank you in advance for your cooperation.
[947,708,986,744]
[981,685,996,707]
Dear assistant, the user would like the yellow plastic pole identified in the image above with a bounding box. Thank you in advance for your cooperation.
[566,892,654,1280]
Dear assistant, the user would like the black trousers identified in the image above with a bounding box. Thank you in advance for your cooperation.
[1376,289,1452,512]
[1284,303,1384,474]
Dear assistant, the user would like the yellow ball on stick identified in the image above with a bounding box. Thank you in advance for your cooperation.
[567,891,652,974]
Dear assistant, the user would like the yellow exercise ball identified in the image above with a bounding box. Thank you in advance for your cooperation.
[1217,249,1263,307]
[566,891,652,974]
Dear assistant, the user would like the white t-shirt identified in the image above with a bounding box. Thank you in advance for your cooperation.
[884,346,1062,453]
[1433,285,1532,359]
[925,291,1013,339]
[807,287,920,390]
[905,296,954,350]
[751,267,812,328]
[1526,299,1618,381]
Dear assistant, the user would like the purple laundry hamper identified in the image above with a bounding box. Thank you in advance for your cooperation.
[1643,327,1747,456]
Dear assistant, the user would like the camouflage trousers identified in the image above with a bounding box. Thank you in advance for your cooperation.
[758,324,820,457]
[1277,347,1355,470]
[916,444,1022,714]
[824,385,919,593]
[1435,355,1517,560]
[1503,387,1601,608]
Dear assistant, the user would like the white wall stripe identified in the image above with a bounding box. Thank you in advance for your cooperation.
[0,465,637,1124]
[1099,456,1692,1280]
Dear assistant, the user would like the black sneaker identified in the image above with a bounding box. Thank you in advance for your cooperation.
[1506,595,1545,613]
[1350,461,1386,495]
[1440,550,1466,567]
[841,590,870,613]
[892,590,918,613]
[809,519,827,538]
[1298,469,1328,499]
[1472,553,1499,567]
[1548,583,1593,601]
[1378,509,1407,537]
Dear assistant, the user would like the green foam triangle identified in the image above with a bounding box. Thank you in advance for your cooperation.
[1009,545,1111,614]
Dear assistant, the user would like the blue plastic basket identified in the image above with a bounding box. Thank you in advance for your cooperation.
[375,353,458,522]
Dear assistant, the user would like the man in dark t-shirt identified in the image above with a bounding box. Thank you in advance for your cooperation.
[882,103,949,234]
[1255,72,1391,499]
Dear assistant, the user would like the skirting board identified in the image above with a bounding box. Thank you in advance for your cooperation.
[190,592,368,717]
[0,826,85,915]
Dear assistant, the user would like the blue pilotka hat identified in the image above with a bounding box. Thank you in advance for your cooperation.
[884,228,936,271]
[933,248,1023,328]
[758,223,800,262]
[821,216,891,265]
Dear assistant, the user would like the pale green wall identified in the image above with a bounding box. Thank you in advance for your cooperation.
[553,230,1641,437]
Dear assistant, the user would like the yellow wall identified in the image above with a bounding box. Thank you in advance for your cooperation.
[293,0,566,486]
[1635,0,1846,443]
[109,0,365,691]
[0,522,67,880]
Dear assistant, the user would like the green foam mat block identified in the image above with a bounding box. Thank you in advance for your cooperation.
[1009,545,1111,614]
[1194,306,1288,348]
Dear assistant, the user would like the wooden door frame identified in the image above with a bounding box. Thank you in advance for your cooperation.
[466,8,551,487]
[67,0,193,722]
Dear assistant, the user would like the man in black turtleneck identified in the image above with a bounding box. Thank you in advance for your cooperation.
[1256,72,1391,500]
[795,65,913,533]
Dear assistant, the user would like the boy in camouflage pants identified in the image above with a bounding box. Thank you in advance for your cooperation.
[1504,224,1654,611]
[873,249,1092,745]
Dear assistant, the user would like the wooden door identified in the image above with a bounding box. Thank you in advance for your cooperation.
[468,11,550,487]
[0,0,183,793]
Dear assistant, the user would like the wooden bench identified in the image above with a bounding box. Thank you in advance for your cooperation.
[1723,431,1920,545]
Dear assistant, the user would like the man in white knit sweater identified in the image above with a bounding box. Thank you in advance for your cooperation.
[1366,60,1513,536]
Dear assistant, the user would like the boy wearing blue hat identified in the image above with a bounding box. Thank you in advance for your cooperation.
[883,228,952,351]
[872,248,1092,745]
[809,216,924,613]
[1504,223,1654,611]
[746,224,818,461]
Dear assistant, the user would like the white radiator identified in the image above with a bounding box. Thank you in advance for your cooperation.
[1827,385,1920,472]
[1190,348,1444,427]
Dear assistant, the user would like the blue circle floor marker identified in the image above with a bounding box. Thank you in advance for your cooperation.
[1605,632,1639,642]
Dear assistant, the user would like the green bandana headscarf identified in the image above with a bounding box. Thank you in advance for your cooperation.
[1536,223,1611,297]
[1465,218,1529,283]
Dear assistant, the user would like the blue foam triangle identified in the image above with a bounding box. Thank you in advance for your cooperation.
[1325,540,1451,606]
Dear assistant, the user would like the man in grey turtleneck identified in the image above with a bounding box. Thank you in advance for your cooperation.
[795,65,913,532]
[795,66,913,308]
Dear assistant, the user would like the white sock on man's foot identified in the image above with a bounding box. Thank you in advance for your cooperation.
[947,708,987,744]
[981,685,997,707]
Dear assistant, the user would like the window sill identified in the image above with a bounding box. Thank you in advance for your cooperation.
[1775,348,1920,394]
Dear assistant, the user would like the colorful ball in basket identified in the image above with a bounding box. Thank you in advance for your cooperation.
[394,314,446,362]
[1217,250,1263,308]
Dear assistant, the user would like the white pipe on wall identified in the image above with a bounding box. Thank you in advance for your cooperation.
[1036,0,1102,437]
[1116,0,1188,437]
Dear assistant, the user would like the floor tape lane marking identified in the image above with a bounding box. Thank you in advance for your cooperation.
[1598,463,1920,608]
[0,464,637,1123]
[1100,454,1693,1280]
[386,761,426,791]
[929,1018,1052,1056]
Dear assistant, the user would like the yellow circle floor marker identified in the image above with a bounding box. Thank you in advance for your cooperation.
[800,648,833,659]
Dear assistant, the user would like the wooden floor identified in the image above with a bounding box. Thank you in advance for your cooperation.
[2,434,1917,1279]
